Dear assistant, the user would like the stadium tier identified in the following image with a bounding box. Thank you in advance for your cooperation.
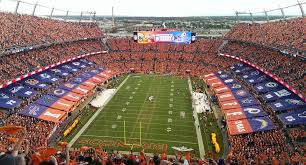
[0,10,305,165]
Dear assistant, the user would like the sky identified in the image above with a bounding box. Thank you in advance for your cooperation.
[0,0,305,16]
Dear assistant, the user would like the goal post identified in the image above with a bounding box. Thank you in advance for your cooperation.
[123,120,142,147]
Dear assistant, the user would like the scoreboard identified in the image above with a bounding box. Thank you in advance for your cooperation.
[133,31,196,44]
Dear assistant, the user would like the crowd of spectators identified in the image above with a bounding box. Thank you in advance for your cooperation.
[88,38,238,77]
[0,130,229,165]
[288,126,305,142]
[225,17,306,55]
[228,129,305,164]
[221,41,306,96]
[0,12,103,50]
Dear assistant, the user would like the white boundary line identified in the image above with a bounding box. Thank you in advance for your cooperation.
[68,75,131,147]
[188,77,205,158]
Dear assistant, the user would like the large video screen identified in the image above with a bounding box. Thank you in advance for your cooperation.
[133,31,196,44]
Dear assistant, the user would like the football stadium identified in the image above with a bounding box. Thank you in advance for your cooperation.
[0,0,305,164]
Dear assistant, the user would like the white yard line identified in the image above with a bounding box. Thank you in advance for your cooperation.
[188,77,205,158]
[81,135,198,145]
[68,75,131,147]
[87,122,195,127]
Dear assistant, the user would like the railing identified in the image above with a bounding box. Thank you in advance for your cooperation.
[0,0,96,22]
[235,1,305,23]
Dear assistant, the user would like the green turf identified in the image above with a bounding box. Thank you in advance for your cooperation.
[74,74,200,156]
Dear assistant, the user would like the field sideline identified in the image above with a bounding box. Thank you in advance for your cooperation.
[73,74,200,155]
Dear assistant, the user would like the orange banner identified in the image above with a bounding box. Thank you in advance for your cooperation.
[39,108,67,123]
[217,92,236,102]
[223,108,247,121]
[220,100,241,110]
[213,86,231,94]
[50,98,75,112]
[227,119,253,135]
[72,85,89,95]
[62,92,83,102]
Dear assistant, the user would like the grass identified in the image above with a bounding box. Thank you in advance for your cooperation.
[73,74,200,156]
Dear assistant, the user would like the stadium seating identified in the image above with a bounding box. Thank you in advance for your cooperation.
[0,12,305,165]
[225,17,306,56]
[0,12,102,50]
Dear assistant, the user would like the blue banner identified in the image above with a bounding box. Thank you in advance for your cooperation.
[35,95,58,107]
[221,78,239,85]
[72,76,88,84]
[34,72,61,84]
[50,88,69,98]
[268,98,306,112]
[244,74,271,85]
[231,66,253,75]
[59,64,79,73]
[227,83,245,91]
[19,104,46,118]
[238,97,260,107]
[47,68,70,77]
[80,59,94,65]
[261,89,294,102]
[59,82,79,91]
[240,70,263,80]
[242,106,267,118]
[248,116,275,132]
[1,84,37,98]
[253,81,284,94]
[231,89,252,99]
[69,61,89,69]
[216,73,232,80]
[0,92,22,109]
[277,109,306,126]
[21,78,50,89]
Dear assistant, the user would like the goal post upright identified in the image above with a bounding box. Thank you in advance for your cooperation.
[139,122,142,146]
[124,120,126,145]
[123,120,142,147]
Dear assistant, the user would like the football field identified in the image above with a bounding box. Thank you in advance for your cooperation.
[74,74,199,155]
